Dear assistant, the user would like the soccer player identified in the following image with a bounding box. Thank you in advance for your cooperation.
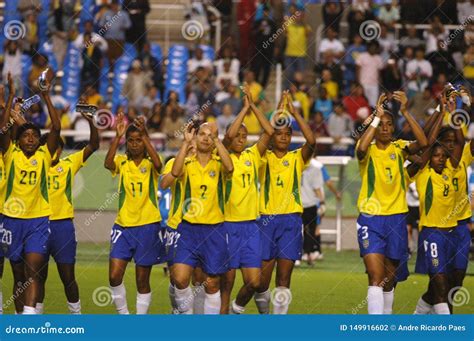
[0,72,61,314]
[254,91,316,314]
[356,91,427,314]
[35,110,99,314]
[171,122,233,314]
[104,113,163,314]
[0,84,7,314]
[220,85,274,314]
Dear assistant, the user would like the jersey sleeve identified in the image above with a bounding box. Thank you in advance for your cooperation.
[247,144,262,168]
[111,155,127,177]
[394,139,410,159]
[355,139,370,165]
[65,149,86,175]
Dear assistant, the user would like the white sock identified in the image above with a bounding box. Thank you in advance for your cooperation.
[110,283,129,314]
[204,291,221,315]
[230,300,245,314]
[433,303,450,315]
[22,306,36,315]
[414,297,432,314]
[193,284,206,314]
[168,283,178,314]
[383,289,394,314]
[174,286,193,314]
[272,287,292,314]
[67,300,81,314]
[0,291,3,314]
[136,292,152,314]
[254,290,271,314]
[35,302,44,314]
[367,286,384,314]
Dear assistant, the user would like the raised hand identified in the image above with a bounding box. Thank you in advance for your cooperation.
[393,91,408,113]
[115,112,127,137]
[375,93,387,117]
[184,124,195,143]
[133,116,147,134]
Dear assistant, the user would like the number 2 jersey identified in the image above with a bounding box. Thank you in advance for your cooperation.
[3,143,52,218]
[111,155,161,227]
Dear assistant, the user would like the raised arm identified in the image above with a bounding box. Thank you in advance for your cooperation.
[171,125,194,178]
[245,85,274,155]
[223,88,250,146]
[135,116,162,173]
[104,113,126,171]
[356,94,386,160]
[42,76,61,156]
[82,112,100,162]
[286,91,316,162]
[210,122,233,173]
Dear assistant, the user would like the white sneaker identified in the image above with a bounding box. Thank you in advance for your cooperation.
[310,251,324,261]
[295,260,301,267]
[301,254,308,261]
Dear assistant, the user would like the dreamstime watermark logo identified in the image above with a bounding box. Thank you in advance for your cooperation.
[448,286,470,307]
[270,109,293,130]
[3,197,26,216]
[271,287,292,307]
[84,192,119,226]
[93,109,115,130]
[92,286,113,307]
[3,277,34,309]
[441,15,474,49]
[4,20,26,41]
[85,11,123,48]
[262,11,300,49]
[181,20,204,41]
[448,109,470,130]
[359,197,382,218]
[182,198,204,218]
[359,20,381,41]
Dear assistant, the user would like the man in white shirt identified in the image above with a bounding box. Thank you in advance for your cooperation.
[356,41,384,107]
[188,47,213,74]
[318,27,345,62]
[405,47,433,98]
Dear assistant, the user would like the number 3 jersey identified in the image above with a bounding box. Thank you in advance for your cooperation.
[111,155,161,227]
[3,143,52,218]
[48,149,85,220]
[259,148,309,215]
[357,139,410,216]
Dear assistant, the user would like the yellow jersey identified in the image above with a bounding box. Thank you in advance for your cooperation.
[111,155,161,227]
[357,139,409,215]
[225,144,262,221]
[181,154,225,224]
[412,165,457,228]
[162,158,182,229]
[285,23,308,57]
[446,143,473,221]
[48,149,85,220]
[0,152,6,213]
[259,148,309,215]
[4,143,52,218]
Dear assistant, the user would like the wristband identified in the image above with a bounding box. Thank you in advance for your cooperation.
[370,116,380,128]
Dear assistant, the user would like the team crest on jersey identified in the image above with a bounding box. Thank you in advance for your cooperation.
[390,153,396,160]
[31,159,38,166]
[209,170,216,178]
[56,166,63,173]
[363,239,369,249]
[442,174,448,181]
[140,167,147,174]
[432,258,439,267]
[245,160,251,167]
[282,160,289,167]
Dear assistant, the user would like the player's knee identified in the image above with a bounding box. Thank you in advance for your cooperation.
[204,278,220,294]
[173,276,190,290]
[109,273,124,287]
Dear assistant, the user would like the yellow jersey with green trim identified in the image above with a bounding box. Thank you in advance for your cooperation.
[0,152,6,213]
[48,149,85,220]
[162,158,182,229]
[4,143,52,218]
[412,165,457,228]
[225,144,262,221]
[181,154,225,224]
[259,148,309,215]
[446,143,473,222]
[357,139,409,215]
[111,155,161,227]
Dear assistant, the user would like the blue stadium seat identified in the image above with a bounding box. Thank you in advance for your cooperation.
[38,41,59,72]
[165,44,189,104]
[199,45,215,61]
[111,43,137,112]
[21,54,33,98]
[61,43,82,105]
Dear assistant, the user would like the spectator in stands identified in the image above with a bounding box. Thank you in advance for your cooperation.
[217,103,236,135]
[96,0,131,67]
[320,69,339,102]
[242,71,263,106]
[457,0,474,25]
[398,119,416,140]
[356,41,383,108]
[347,8,374,42]
[252,5,276,88]
[47,0,81,70]
[138,42,164,99]
[344,34,367,94]
[23,10,39,55]
[80,30,104,92]
[216,46,240,81]
[377,0,400,28]
[405,46,433,98]
[316,51,343,94]
[215,83,241,116]
[318,27,344,63]
[310,111,330,155]
[426,40,457,80]
[290,83,310,121]
[313,87,333,120]
[165,90,185,120]
[147,102,163,133]
[407,87,436,124]
[73,20,108,54]
[378,23,397,62]
[399,24,424,51]
[193,80,216,110]
[284,8,310,86]
[84,85,103,106]
[122,59,152,108]
[343,83,369,121]
[18,0,42,15]
[464,22,474,47]
[2,41,23,97]
[464,45,474,92]
[216,59,239,89]
[382,53,402,93]
[28,53,49,94]
[188,47,213,74]
[123,0,150,52]
[423,16,449,54]
[323,1,343,33]
[431,73,448,99]
[139,86,160,117]
[25,103,47,128]
[327,102,353,156]
[161,104,185,150]
[398,45,414,85]
[352,106,371,141]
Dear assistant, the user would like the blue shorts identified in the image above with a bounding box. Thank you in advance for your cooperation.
[258,213,303,261]
[1,216,50,263]
[46,219,77,264]
[356,213,408,261]
[453,219,471,271]
[415,227,457,274]
[173,221,228,275]
[225,220,261,269]
[161,225,181,266]
[109,223,162,266]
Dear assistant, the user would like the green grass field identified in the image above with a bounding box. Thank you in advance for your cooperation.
[1,243,473,314]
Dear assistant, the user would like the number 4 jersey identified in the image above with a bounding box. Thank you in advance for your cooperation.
[3,143,52,218]
[111,155,161,227]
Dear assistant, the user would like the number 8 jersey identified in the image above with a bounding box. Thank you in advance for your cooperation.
[111,155,161,227]
[3,143,52,218]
